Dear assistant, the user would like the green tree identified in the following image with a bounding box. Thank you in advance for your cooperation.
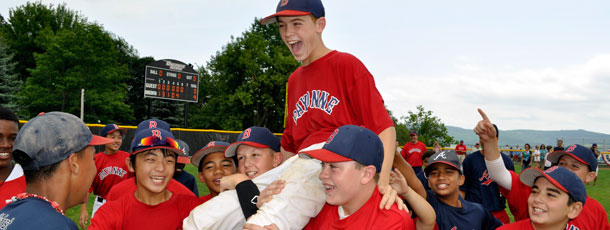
[0,37,21,114]
[0,2,83,82]
[387,107,409,145]
[401,105,455,147]
[189,18,300,132]
[19,22,132,123]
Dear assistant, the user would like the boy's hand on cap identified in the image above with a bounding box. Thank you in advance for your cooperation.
[257,180,286,208]
[220,174,250,192]
[474,108,497,144]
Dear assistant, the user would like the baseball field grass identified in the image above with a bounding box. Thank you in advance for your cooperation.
[67,164,609,229]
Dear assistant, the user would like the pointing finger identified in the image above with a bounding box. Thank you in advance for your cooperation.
[478,108,490,122]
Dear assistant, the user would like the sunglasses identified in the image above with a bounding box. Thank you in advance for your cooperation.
[139,135,180,150]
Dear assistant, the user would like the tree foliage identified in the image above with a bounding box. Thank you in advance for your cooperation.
[19,22,132,123]
[0,2,83,82]
[189,19,300,132]
[0,37,21,113]
[399,105,455,147]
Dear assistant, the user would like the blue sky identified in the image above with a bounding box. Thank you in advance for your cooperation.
[2,0,609,134]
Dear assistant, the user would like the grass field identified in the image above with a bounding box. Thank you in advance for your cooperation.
[66,164,610,229]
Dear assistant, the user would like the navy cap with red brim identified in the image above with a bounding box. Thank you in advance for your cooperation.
[260,10,312,25]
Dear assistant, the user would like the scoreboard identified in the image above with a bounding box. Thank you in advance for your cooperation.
[144,59,199,103]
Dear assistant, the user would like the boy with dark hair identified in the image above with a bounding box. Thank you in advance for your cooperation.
[0,106,24,210]
[0,112,113,229]
[411,150,503,229]
[79,123,132,227]
[190,141,236,202]
[416,149,435,191]
[89,127,201,230]
[475,108,610,229]
[498,166,586,229]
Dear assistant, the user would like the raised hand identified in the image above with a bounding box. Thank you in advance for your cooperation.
[473,108,497,143]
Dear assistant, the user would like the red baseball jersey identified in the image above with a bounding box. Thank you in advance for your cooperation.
[281,51,394,153]
[304,187,414,230]
[89,192,201,230]
[401,141,427,167]
[106,177,196,202]
[0,164,26,210]
[500,170,610,229]
[199,194,212,203]
[455,144,467,155]
[90,151,132,198]
[496,219,535,230]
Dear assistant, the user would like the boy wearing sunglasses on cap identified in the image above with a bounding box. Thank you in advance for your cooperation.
[104,119,196,202]
[0,112,113,229]
[475,109,610,229]
[79,123,132,228]
[190,141,236,202]
[89,127,201,230]
[498,166,585,229]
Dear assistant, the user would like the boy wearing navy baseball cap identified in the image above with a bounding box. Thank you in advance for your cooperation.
[475,109,610,229]
[498,166,585,229]
[79,123,132,228]
[0,112,113,230]
[408,150,502,229]
[89,127,201,230]
[190,141,236,202]
[299,125,416,229]
[173,139,199,197]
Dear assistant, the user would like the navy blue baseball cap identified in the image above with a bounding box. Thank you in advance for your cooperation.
[547,144,598,172]
[136,119,171,133]
[425,150,462,176]
[520,166,587,205]
[100,123,126,137]
[300,125,383,172]
[225,127,280,157]
[192,141,231,167]
[176,139,191,164]
[409,130,418,135]
[12,112,113,170]
[130,128,183,156]
[261,0,325,25]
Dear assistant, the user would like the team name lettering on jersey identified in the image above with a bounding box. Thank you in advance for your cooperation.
[566,224,580,230]
[292,90,340,124]
[98,166,128,180]
[479,170,493,186]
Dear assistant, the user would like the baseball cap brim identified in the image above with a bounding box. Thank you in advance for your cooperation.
[547,151,589,166]
[131,146,183,157]
[191,146,228,167]
[89,135,114,146]
[177,156,190,164]
[300,148,352,163]
[104,127,126,136]
[260,10,312,25]
[424,161,461,175]
[225,141,272,157]
[519,168,569,193]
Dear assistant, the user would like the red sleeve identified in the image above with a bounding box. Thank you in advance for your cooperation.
[89,200,121,229]
[500,170,530,221]
[167,179,197,197]
[281,78,296,153]
[346,58,394,135]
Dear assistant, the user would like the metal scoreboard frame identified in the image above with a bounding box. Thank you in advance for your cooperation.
[144,59,199,103]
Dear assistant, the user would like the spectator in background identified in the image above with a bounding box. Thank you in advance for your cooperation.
[555,139,564,151]
[544,145,553,170]
[591,143,601,186]
[472,142,481,152]
[539,144,547,170]
[522,144,532,169]
[173,139,199,196]
[433,141,442,153]
[455,140,467,163]
[533,145,541,169]
[401,130,427,175]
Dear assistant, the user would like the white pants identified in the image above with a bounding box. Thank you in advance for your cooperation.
[91,195,105,218]
[183,155,326,230]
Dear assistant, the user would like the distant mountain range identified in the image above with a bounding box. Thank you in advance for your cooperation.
[446,126,610,149]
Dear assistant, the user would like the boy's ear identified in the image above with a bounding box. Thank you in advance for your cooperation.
[198,171,205,183]
[68,153,80,175]
[567,201,584,219]
[315,17,326,33]
[272,151,283,167]
[458,174,465,186]
[584,171,596,184]
[360,165,376,184]
[126,157,135,173]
